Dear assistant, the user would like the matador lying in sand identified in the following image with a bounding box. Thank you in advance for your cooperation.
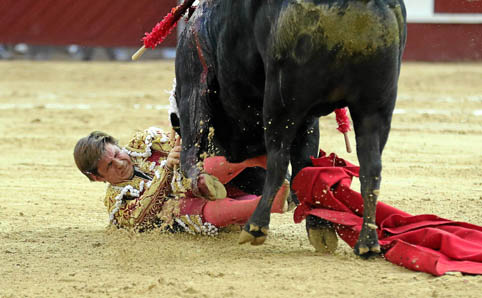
[73,127,288,235]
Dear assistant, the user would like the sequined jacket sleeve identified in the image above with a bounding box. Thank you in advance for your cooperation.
[124,127,172,160]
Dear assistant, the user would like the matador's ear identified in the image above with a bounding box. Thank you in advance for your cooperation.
[88,173,106,182]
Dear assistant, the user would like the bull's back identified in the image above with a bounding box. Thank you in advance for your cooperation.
[271,0,406,64]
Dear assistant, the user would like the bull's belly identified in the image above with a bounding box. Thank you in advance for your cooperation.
[218,126,267,163]
[214,95,266,162]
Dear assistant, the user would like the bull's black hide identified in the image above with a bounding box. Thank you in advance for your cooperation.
[173,0,407,256]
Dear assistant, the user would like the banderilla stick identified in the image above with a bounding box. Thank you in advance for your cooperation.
[343,132,352,153]
[132,46,146,61]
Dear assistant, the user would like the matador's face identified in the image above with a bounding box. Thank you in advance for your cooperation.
[95,143,134,184]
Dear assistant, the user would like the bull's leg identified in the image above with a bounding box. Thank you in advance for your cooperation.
[290,118,338,252]
[238,76,297,245]
[290,118,319,174]
[238,145,290,245]
[179,122,227,201]
[306,215,338,253]
[350,107,394,257]
[227,167,266,196]
[176,84,227,201]
[176,27,228,201]
[290,117,320,202]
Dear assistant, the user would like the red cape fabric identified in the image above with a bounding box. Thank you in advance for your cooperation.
[292,150,482,276]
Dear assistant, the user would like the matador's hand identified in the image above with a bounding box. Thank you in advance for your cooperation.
[167,135,181,169]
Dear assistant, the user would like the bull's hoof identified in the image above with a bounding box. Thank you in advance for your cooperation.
[307,227,338,253]
[354,242,381,258]
[286,192,298,212]
[354,229,381,258]
[199,174,227,201]
[238,224,268,245]
[306,215,338,253]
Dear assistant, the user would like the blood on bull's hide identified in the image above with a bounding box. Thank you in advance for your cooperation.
[172,0,407,257]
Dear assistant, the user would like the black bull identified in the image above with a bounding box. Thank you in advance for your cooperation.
[172,0,407,256]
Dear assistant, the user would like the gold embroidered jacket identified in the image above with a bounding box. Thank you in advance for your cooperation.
[103,127,175,229]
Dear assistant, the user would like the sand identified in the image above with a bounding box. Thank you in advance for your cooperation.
[0,60,481,297]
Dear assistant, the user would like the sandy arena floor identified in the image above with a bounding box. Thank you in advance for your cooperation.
[0,60,481,297]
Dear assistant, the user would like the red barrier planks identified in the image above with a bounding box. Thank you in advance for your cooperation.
[1,0,481,61]
[435,0,482,14]
[0,0,178,47]
[403,23,482,61]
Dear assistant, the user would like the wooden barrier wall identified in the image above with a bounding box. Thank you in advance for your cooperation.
[0,0,177,47]
[405,23,481,61]
[0,0,480,60]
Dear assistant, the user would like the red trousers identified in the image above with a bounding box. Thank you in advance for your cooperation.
[179,156,287,227]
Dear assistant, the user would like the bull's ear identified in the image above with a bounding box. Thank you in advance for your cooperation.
[170,113,181,136]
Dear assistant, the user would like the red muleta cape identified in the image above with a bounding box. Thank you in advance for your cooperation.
[292,150,482,276]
